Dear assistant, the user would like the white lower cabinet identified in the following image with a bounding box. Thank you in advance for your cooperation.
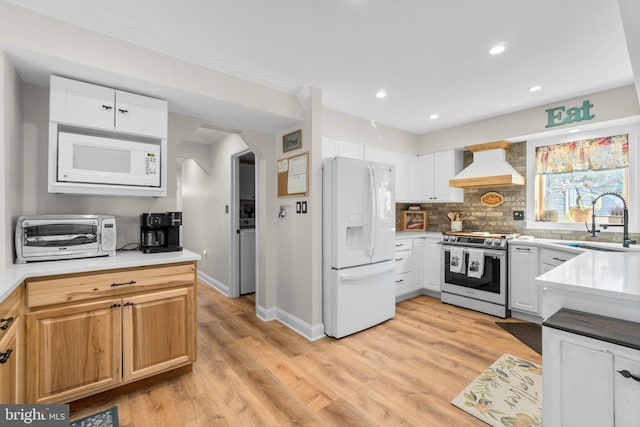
[412,238,425,290]
[543,326,640,427]
[508,245,539,314]
[394,239,413,298]
[423,238,441,293]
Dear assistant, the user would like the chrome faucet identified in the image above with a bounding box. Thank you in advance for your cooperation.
[587,192,637,248]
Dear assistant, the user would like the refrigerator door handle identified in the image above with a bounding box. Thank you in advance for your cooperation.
[339,263,394,281]
[368,166,377,257]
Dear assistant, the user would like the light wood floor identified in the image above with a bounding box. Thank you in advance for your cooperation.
[70,282,542,426]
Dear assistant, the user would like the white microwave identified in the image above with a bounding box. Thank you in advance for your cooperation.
[57,132,161,188]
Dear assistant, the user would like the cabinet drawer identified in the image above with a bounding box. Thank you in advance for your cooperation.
[26,262,196,309]
[540,248,577,267]
[0,287,22,341]
[395,239,413,251]
[395,272,412,296]
[394,250,413,275]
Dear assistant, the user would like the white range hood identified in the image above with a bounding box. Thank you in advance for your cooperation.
[449,140,525,188]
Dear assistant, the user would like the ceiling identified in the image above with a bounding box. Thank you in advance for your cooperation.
[5,0,638,135]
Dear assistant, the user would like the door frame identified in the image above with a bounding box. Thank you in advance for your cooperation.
[229,149,258,299]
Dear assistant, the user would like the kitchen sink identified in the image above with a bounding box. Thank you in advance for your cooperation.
[554,242,625,252]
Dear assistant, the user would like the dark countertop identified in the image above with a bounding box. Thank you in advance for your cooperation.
[543,308,640,351]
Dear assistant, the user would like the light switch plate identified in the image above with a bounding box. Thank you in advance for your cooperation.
[301,201,307,213]
[296,201,302,213]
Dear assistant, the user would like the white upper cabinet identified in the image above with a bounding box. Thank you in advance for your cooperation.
[50,75,168,139]
[322,137,364,160]
[417,150,464,203]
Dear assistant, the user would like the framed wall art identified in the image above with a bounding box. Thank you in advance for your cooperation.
[282,129,302,153]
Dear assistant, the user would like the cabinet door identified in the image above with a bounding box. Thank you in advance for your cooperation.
[49,75,115,130]
[412,239,425,289]
[509,245,539,314]
[424,239,442,292]
[417,154,435,200]
[0,325,19,404]
[123,287,195,382]
[560,340,614,427]
[614,355,640,427]
[114,90,168,138]
[433,150,463,202]
[26,298,122,404]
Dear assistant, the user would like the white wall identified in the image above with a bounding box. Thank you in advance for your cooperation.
[21,83,203,247]
[179,135,249,287]
[0,51,23,267]
[323,107,419,153]
[418,85,640,153]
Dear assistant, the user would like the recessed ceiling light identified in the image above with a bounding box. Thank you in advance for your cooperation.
[489,45,506,55]
[376,90,387,99]
[529,85,543,92]
[429,114,439,120]
[568,129,580,133]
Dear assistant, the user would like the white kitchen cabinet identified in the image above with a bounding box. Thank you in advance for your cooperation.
[50,75,168,138]
[423,238,442,293]
[394,239,413,298]
[544,325,640,427]
[508,244,540,315]
[412,238,425,290]
[539,247,577,273]
[322,137,364,160]
[366,147,413,201]
[417,150,464,203]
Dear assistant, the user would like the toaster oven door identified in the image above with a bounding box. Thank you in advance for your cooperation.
[19,219,100,259]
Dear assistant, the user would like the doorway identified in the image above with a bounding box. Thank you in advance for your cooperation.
[230,150,258,298]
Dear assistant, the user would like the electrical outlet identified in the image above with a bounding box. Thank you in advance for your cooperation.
[301,201,307,213]
[296,201,302,213]
[225,205,229,213]
[513,210,525,220]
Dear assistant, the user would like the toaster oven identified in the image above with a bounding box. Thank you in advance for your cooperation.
[15,214,116,263]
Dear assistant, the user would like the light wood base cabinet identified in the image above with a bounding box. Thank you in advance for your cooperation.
[0,286,23,403]
[24,261,197,404]
[26,298,123,404]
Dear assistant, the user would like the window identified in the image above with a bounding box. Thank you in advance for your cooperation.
[534,134,628,223]
[526,122,639,232]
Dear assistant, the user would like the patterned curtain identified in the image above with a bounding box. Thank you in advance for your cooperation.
[535,134,628,174]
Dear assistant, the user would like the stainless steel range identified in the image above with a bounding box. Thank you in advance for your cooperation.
[440,231,518,318]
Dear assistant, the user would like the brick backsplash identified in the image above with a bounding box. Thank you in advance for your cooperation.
[397,141,640,243]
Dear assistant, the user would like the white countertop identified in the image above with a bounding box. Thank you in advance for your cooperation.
[396,231,442,239]
[0,249,201,303]
[536,250,640,303]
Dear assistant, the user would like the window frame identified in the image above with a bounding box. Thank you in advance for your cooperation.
[526,121,639,233]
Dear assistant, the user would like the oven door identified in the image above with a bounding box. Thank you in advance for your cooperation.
[19,219,100,260]
[441,245,506,305]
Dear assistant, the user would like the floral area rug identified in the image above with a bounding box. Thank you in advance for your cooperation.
[451,354,542,427]
[70,406,119,427]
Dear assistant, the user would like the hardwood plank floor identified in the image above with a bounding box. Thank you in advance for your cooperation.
[70,282,542,426]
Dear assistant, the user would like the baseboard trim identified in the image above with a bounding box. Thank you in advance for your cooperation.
[256,304,277,321]
[510,310,543,324]
[275,308,325,341]
[197,271,229,297]
[422,289,442,299]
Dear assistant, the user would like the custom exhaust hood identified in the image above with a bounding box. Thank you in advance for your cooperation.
[449,140,525,188]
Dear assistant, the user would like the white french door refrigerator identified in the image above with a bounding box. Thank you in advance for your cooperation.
[323,156,396,338]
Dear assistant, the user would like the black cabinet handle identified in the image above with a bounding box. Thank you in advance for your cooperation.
[118,108,129,114]
[395,258,404,261]
[0,349,13,364]
[111,280,136,287]
[110,303,122,308]
[0,317,14,330]
[617,370,640,383]
[395,279,404,283]
[123,302,135,307]
[552,257,566,262]
[101,105,113,110]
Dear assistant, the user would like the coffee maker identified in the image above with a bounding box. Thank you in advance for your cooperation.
[140,212,183,253]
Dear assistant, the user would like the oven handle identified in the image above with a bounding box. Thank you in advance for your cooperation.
[441,245,506,258]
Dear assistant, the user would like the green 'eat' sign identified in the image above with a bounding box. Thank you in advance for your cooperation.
[545,100,595,128]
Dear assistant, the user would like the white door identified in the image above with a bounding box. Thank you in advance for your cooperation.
[328,261,395,338]
[370,160,395,264]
